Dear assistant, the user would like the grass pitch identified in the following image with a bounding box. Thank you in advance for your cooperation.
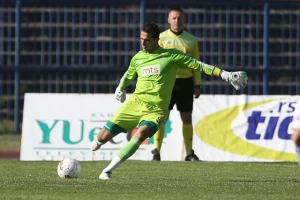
[0,160,300,200]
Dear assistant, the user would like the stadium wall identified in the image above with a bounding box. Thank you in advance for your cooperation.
[0,0,299,133]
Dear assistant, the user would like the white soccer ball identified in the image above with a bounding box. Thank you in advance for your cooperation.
[57,157,81,178]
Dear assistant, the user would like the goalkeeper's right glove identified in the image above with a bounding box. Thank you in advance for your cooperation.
[221,71,248,90]
[115,86,126,103]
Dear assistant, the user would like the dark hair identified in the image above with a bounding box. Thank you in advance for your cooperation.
[142,22,160,39]
[169,7,184,14]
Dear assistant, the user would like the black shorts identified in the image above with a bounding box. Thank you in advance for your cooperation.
[169,77,194,112]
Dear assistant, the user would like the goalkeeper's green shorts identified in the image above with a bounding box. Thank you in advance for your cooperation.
[106,95,168,135]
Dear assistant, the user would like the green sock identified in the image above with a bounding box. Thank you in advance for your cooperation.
[117,136,142,161]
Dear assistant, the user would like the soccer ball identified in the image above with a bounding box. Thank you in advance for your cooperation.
[57,157,81,178]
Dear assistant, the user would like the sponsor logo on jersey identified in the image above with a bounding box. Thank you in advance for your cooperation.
[141,65,160,76]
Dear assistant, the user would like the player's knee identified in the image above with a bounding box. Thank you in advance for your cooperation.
[134,126,153,142]
[97,129,114,143]
[180,112,192,123]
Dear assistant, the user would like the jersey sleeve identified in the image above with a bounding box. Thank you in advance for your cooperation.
[171,49,221,77]
[118,59,137,89]
[191,40,202,85]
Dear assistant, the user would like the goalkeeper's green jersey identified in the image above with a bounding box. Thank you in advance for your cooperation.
[119,48,220,111]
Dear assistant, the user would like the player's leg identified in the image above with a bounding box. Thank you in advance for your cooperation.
[100,113,166,180]
[97,116,141,179]
[92,118,133,180]
[152,94,175,161]
[96,121,129,180]
[90,120,126,151]
[151,92,175,161]
[179,111,193,154]
[100,124,154,180]
[99,97,167,180]
[90,96,141,152]
[118,123,155,162]
[292,129,300,166]
[176,78,199,161]
[179,111,199,161]
[152,126,165,161]
[179,111,200,161]
[90,100,136,151]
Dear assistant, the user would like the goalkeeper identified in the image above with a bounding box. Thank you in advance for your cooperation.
[90,22,248,180]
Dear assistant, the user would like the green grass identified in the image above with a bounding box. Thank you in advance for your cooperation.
[0,134,299,199]
[0,161,300,200]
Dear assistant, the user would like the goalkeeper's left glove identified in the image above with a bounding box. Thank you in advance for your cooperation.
[221,71,248,90]
[115,86,126,103]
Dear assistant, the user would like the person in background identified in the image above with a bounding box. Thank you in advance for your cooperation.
[291,101,300,166]
[90,22,248,180]
[151,7,201,161]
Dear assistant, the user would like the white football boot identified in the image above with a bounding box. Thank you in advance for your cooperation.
[99,171,112,180]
